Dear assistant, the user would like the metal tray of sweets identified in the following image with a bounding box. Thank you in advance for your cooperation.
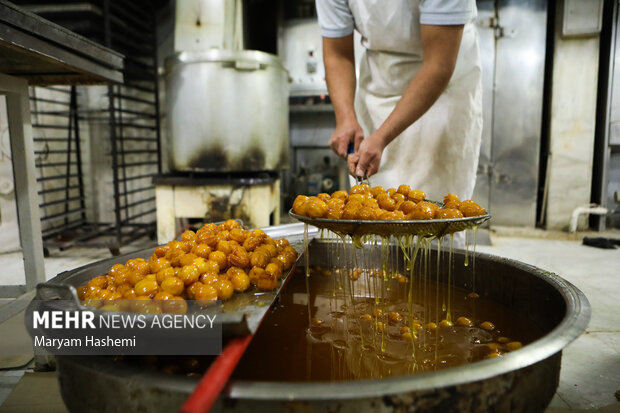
[32,223,317,338]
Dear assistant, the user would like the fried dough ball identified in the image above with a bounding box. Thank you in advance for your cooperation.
[317,193,331,203]
[178,265,200,286]
[408,202,436,220]
[230,271,250,292]
[370,186,385,198]
[134,279,159,298]
[434,208,464,219]
[350,184,370,194]
[250,250,270,268]
[480,321,495,331]
[355,207,377,220]
[326,205,344,219]
[228,246,250,268]
[229,228,248,243]
[331,190,349,200]
[208,251,228,271]
[397,184,411,195]
[192,244,212,259]
[215,279,234,300]
[150,257,171,274]
[196,232,218,248]
[179,253,199,268]
[199,272,219,286]
[242,236,262,252]
[248,267,265,286]
[156,267,175,284]
[154,246,168,257]
[407,189,426,203]
[223,219,241,231]
[265,262,283,280]
[162,297,187,314]
[377,193,397,211]
[292,195,309,215]
[181,230,197,243]
[256,271,277,291]
[194,284,218,305]
[161,276,184,296]
[398,200,417,215]
[456,316,473,327]
[444,193,461,206]
[459,200,487,217]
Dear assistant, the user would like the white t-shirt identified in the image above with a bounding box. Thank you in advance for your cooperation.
[316,0,477,39]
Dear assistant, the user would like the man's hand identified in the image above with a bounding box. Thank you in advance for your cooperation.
[347,134,386,178]
[329,119,364,158]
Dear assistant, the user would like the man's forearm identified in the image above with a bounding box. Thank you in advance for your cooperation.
[323,35,357,125]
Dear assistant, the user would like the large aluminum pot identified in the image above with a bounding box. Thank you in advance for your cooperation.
[164,50,289,172]
[54,232,589,413]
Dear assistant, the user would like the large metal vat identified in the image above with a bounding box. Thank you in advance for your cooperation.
[164,50,289,172]
[54,231,590,413]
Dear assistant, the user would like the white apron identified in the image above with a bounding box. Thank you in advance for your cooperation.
[349,0,483,203]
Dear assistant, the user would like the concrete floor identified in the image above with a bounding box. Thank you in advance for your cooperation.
[0,230,618,411]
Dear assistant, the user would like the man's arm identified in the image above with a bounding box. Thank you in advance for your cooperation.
[323,35,364,158]
[349,24,464,178]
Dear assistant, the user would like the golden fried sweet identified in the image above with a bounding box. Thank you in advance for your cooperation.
[408,203,434,220]
[178,265,200,286]
[179,253,199,267]
[317,193,331,203]
[397,184,411,195]
[134,279,159,298]
[370,186,385,198]
[181,230,197,243]
[160,276,184,296]
[223,219,241,231]
[434,208,464,219]
[231,271,250,292]
[377,193,397,211]
[331,190,348,200]
[459,200,487,217]
[250,250,270,268]
[192,244,212,259]
[199,273,219,286]
[398,200,416,215]
[229,228,248,243]
[350,183,370,194]
[256,271,277,291]
[265,262,282,280]
[228,246,250,268]
[355,207,377,220]
[292,195,309,215]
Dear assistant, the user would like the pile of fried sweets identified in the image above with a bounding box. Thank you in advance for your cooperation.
[77,220,298,313]
[293,184,486,220]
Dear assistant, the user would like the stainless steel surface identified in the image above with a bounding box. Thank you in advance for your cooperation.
[0,0,123,84]
[164,50,289,172]
[472,0,495,210]
[289,210,490,238]
[607,1,620,228]
[561,0,604,37]
[489,0,548,226]
[54,238,590,412]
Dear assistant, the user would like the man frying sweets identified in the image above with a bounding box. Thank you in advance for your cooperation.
[317,0,483,203]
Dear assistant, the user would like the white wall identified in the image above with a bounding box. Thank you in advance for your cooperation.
[545,7,601,230]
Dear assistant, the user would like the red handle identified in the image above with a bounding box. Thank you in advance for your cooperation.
[181,335,253,413]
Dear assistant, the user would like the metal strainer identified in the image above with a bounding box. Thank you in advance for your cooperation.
[289,209,490,238]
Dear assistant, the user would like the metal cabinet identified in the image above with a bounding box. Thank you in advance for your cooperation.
[473,0,549,226]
